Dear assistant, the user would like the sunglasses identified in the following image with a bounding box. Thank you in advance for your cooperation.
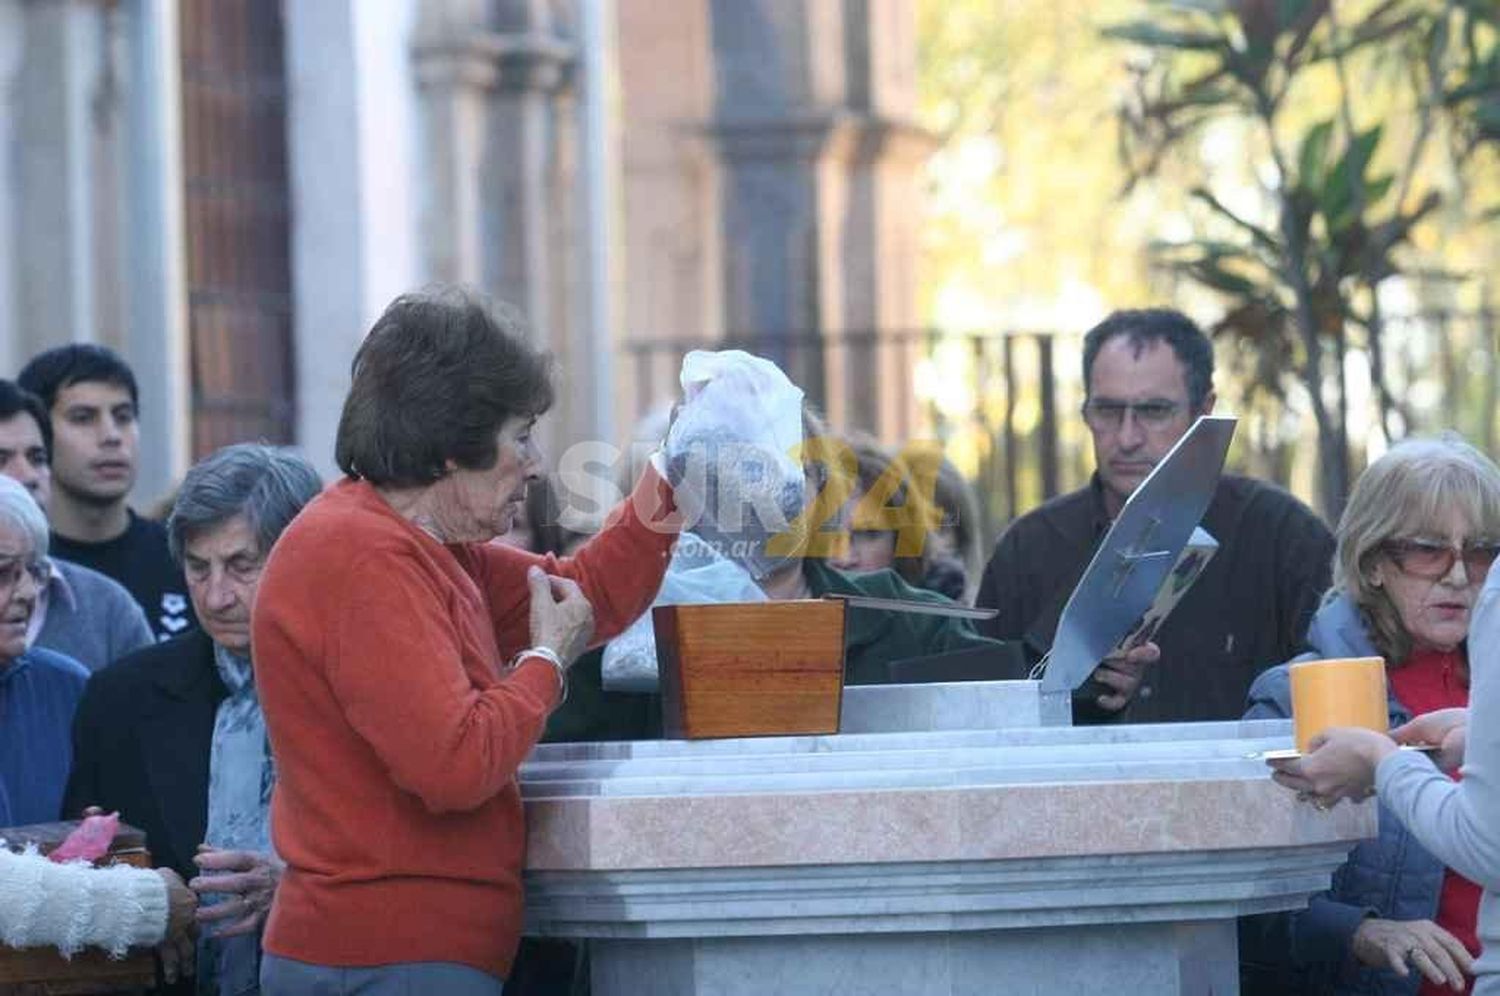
[1380,538,1500,580]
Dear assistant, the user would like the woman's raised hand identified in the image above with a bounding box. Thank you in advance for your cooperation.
[527,566,594,666]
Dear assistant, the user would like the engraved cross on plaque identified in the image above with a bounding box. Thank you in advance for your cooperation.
[1041,415,1238,697]
[1109,515,1174,598]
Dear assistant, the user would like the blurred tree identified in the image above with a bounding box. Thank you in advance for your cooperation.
[917,0,1169,536]
[1110,0,1500,518]
[918,0,1166,330]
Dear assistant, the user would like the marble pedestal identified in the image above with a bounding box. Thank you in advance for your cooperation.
[520,707,1374,996]
[591,920,1237,996]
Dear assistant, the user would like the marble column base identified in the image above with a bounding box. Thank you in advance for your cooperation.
[591,919,1236,996]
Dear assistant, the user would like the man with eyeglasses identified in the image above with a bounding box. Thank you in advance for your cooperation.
[0,379,153,672]
[0,474,89,826]
[975,308,1335,723]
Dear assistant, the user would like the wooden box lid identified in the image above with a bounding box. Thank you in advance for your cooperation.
[653,600,846,740]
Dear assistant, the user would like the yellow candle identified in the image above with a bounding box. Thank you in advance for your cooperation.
[1288,657,1389,753]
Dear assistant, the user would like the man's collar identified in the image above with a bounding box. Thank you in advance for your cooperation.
[800,558,891,650]
[1085,473,1113,536]
[43,557,78,611]
[149,630,226,701]
[802,557,857,597]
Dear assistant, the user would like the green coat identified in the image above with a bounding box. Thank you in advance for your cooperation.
[800,559,1011,685]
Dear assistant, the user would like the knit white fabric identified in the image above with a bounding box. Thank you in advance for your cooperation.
[0,845,169,957]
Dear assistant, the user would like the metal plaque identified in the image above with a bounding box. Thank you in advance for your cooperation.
[823,593,999,622]
[1041,415,1238,694]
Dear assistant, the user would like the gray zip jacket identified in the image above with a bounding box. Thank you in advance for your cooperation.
[1376,568,1500,994]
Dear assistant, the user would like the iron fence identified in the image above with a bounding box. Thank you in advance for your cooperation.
[624,309,1500,544]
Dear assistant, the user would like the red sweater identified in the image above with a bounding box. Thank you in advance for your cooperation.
[253,469,678,979]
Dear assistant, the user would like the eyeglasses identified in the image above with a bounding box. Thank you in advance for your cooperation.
[1380,538,1500,581]
[1081,400,1183,431]
[0,556,49,592]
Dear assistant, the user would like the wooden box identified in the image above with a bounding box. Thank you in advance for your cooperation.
[653,600,847,739]
[0,821,158,995]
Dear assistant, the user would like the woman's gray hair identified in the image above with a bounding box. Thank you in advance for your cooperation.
[167,444,323,563]
[0,476,47,560]
[1333,433,1500,664]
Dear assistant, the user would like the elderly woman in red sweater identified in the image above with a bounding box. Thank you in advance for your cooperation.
[252,289,679,994]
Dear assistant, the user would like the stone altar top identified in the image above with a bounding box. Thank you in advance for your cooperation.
[521,717,1371,874]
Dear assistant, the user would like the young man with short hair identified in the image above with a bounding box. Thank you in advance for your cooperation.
[18,345,194,640]
[0,379,151,670]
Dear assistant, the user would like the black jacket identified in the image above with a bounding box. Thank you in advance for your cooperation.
[975,473,1335,723]
[62,629,225,881]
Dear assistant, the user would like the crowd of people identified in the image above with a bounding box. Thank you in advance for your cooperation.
[0,291,1495,995]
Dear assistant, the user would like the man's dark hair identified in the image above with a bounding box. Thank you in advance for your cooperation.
[1080,308,1215,411]
[335,287,555,487]
[17,344,140,413]
[0,380,52,455]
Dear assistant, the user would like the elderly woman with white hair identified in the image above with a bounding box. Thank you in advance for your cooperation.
[0,474,197,979]
[1248,436,1500,995]
[0,473,89,826]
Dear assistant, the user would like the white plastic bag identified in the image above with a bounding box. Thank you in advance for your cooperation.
[663,350,807,579]
[601,533,767,691]
[602,350,807,691]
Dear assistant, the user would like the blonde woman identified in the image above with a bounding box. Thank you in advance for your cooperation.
[1250,436,1500,995]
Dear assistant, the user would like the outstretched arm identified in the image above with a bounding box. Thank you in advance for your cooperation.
[472,465,681,650]
[0,847,183,957]
[1375,584,1500,892]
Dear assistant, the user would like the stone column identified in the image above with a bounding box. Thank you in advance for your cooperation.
[118,0,191,500]
[412,0,497,286]
[0,0,23,377]
[285,0,425,482]
[13,0,115,352]
[708,0,828,391]
[574,0,618,448]
[704,0,933,437]
[480,14,575,375]
[615,0,723,426]
[412,0,597,455]
[8,0,189,500]
[827,118,935,438]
